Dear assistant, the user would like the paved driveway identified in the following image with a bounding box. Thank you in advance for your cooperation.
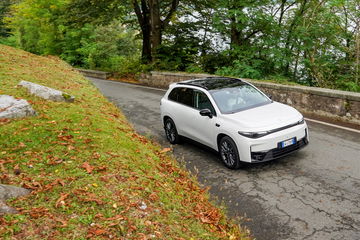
[89,77,360,240]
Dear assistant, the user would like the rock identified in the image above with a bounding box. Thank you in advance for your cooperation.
[0,184,30,201]
[0,184,31,215]
[0,95,36,119]
[0,201,18,214]
[18,80,75,102]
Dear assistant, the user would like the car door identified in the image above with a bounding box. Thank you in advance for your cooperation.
[187,89,217,148]
[167,87,195,138]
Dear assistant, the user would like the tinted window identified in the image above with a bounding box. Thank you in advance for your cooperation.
[168,87,194,107]
[178,88,194,107]
[194,90,216,115]
[168,88,180,102]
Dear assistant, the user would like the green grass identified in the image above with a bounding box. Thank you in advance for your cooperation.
[0,45,251,239]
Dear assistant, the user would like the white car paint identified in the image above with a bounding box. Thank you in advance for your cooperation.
[160,79,309,163]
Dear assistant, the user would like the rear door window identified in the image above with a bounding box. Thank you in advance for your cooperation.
[178,88,194,107]
[168,88,180,102]
[169,87,194,107]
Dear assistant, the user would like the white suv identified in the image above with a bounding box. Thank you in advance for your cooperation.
[160,77,309,169]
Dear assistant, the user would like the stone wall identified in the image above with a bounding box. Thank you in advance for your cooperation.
[76,68,112,79]
[139,71,360,125]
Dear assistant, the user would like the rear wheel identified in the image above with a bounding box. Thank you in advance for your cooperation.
[164,118,181,144]
[219,136,242,169]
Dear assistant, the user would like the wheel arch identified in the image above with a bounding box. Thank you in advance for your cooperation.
[217,133,230,150]
[163,115,171,126]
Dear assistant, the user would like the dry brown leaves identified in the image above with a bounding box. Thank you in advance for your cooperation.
[81,162,94,174]
[55,193,69,208]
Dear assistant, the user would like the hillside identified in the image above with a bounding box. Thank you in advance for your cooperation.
[0,45,251,239]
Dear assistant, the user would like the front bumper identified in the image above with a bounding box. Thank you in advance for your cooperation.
[251,132,308,162]
[234,122,309,163]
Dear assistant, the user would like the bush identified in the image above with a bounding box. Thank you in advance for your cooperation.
[216,60,262,79]
[106,55,145,75]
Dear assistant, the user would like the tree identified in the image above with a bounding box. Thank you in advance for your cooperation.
[66,0,180,63]
[7,0,67,54]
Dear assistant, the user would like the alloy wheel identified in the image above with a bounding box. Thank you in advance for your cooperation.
[220,140,236,166]
[165,121,176,143]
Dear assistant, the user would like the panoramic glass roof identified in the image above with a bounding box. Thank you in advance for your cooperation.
[177,77,247,90]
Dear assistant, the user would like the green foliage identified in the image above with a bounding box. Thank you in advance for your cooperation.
[6,0,141,75]
[0,0,11,37]
[0,34,16,46]
[155,44,198,72]
[1,0,359,92]
[186,64,204,73]
[216,60,262,79]
[8,0,69,55]
[81,23,141,72]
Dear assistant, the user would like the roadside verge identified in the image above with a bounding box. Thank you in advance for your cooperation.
[0,45,250,239]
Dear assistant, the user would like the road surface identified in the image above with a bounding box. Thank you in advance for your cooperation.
[89,77,360,240]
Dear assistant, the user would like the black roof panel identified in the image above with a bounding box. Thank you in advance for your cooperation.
[177,77,246,90]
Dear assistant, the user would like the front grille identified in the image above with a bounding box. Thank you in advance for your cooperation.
[251,136,308,162]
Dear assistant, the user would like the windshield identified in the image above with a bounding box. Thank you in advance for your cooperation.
[210,84,271,114]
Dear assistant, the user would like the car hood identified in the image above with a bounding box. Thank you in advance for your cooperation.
[222,102,303,131]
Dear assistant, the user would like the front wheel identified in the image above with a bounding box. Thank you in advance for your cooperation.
[164,118,181,144]
[219,136,242,169]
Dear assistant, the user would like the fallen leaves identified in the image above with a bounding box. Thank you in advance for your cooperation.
[148,193,159,202]
[80,162,107,174]
[92,152,101,159]
[55,193,69,208]
[43,179,65,192]
[47,156,63,165]
[87,227,107,237]
[54,218,68,228]
[160,148,171,154]
[23,207,50,219]
[73,189,105,205]
[22,181,42,190]
[0,44,249,239]
[81,162,94,174]
[13,164,21,175]
[129,133,149,144]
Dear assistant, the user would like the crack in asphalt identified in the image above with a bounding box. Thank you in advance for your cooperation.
[90,78,360,240]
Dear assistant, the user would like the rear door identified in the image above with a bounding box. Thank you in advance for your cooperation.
[166,87,195,138]
[166,87,217,149]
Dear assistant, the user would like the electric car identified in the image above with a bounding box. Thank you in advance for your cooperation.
[160,77,309,169]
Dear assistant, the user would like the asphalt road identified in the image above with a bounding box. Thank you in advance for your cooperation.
[89,77,360,240]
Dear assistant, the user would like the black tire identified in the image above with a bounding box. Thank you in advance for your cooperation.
[164,118,181,144]
[219,136,242,169]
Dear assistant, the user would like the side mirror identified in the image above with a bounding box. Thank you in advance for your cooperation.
[268,95,273,99]
[199,109,213,118]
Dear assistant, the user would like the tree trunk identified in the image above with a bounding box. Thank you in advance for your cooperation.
[133,0,179,63]
[142,26,152,63]
[149,0,162,61]
[230,15,241,48]
[133,0,152,63]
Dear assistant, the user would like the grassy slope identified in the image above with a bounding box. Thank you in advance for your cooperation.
[0,45,250,239]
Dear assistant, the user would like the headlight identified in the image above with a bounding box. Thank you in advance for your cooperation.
[298,117,304,124]
[238,131,269,138]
